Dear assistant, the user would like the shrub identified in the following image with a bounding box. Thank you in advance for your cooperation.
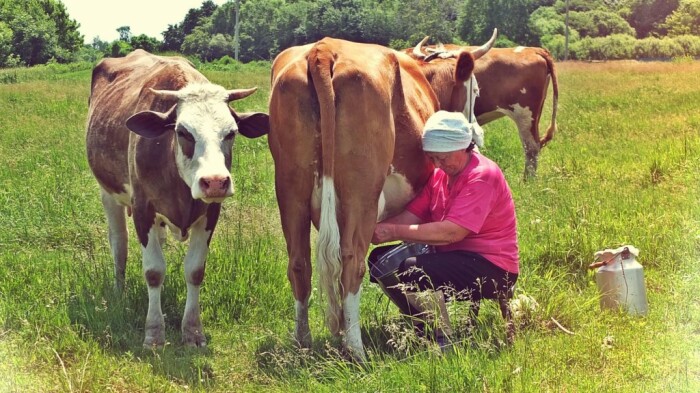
[672,35,700,57]
[634,37,685,59]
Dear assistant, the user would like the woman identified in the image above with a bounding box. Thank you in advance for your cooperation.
[369,110,519,346]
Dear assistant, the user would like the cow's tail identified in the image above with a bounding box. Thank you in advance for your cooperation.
[539,48,559,148]
[308,44,344,336]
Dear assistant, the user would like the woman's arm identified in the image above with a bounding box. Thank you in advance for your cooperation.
[379,209,423,225]
[373,219,471,245]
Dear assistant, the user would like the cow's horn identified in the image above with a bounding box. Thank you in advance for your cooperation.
[227,87,258,102]
[149,88,180,98]
[412,36,430,58]
[470,28,497,60]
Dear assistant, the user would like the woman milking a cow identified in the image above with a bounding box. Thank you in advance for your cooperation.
[368,110,520,351]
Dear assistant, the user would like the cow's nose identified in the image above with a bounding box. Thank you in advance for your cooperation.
[199,176,231,198]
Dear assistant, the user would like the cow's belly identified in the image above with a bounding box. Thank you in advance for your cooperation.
[477,111,505,124]
[377,171,415,222]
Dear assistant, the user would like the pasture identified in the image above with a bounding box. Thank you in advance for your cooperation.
[0,59,698,392]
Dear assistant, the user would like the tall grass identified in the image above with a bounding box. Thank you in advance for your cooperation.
[0,60,698,392]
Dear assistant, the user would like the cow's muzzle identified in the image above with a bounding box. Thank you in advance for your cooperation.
[197,175,233,202]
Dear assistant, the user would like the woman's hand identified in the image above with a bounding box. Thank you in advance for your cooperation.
[372,223,395,244]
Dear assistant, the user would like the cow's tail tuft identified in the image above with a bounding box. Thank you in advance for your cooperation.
[308,43,344,336]
[539,48,558,147]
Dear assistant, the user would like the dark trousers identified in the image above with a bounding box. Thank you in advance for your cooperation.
[368,244,518,317]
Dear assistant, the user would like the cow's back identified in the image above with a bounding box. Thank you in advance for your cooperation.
[269,39,437,211]
[86,50,206,195]
[462,47,552,119]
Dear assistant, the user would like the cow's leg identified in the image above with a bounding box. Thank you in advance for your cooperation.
[181,215,211,347]
[141,224,167,347]
[510,106,540,178]
[100,188,128,292]
[280,198,313,348]
[338,200,379,361]
[339,242,369,361]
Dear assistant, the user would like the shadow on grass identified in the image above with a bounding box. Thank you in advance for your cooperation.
[65,276,218,388]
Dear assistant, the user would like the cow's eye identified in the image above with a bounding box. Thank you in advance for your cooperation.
[223,131,236,141]
[177,130,194,142]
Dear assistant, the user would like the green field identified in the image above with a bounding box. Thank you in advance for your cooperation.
[0,59,698,392]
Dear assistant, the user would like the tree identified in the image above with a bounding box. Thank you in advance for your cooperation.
[182,0,217,35]
[208,33,235,59]
[395,0,459,47]
[459,0,541,46]
[664,0,700,36]
[568,9,635,38]
[623,0,679,38]
[239,0,283,61]
[39,0,82,54]
[0,21,13,66]
[109,40,132,58]
[181,25,211,60]
[117,26,132,42]
[130,34,160,52]
[161,23,185,52]
[0,0,84,65]
[91,36,109,51]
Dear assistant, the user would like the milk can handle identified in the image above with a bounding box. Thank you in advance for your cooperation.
[588,247,630,270]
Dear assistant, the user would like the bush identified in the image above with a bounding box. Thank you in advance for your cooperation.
[216,55,237,65]
[107,41,133,58]
[672,35,700,57]
[634,37,684,60]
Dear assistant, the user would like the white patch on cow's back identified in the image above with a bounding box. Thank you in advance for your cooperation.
[514,46,526,53]
[377,169,414,222]
[520,87,527,94]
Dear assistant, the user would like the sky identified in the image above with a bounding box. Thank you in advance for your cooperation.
[60,0,228,44]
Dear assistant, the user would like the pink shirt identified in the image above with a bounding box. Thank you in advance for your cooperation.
[406,153,519,273]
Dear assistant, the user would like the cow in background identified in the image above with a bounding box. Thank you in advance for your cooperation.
[408,40,559,178]
[86,49,269,347]
[268,34,494,360]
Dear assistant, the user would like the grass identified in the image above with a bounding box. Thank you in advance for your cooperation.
[0,59,698,392]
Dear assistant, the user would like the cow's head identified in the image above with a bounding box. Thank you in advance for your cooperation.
[125,83,269,203]
[411,29,497,119]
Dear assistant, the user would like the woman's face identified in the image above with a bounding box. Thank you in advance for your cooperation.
[426,149,470,177]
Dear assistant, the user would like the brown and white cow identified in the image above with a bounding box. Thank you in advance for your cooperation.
[408,40,559,178]
[86,49,269,347]
[268,35,494,360]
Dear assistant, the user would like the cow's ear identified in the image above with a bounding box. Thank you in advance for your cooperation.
[126,105,177,138]
[235,112,269,138]
[454,51,476,83]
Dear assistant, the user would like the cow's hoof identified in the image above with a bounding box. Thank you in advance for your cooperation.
[182,327,207,348]
[295,325,312,349]
[295,332,312,349]
[143,335,165,349]
[143,322,165,348]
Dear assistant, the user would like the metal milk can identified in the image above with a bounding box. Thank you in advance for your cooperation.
[589,245,649,316]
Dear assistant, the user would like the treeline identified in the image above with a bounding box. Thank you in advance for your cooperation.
[1,0,700,68]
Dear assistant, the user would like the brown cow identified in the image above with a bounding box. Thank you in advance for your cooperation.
[86,49,269,347]
[268,35,494,360]
[408,40,559,178]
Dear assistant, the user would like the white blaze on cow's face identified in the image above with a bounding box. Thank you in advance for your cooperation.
[461,74,481,123]
[172,84,238,203]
